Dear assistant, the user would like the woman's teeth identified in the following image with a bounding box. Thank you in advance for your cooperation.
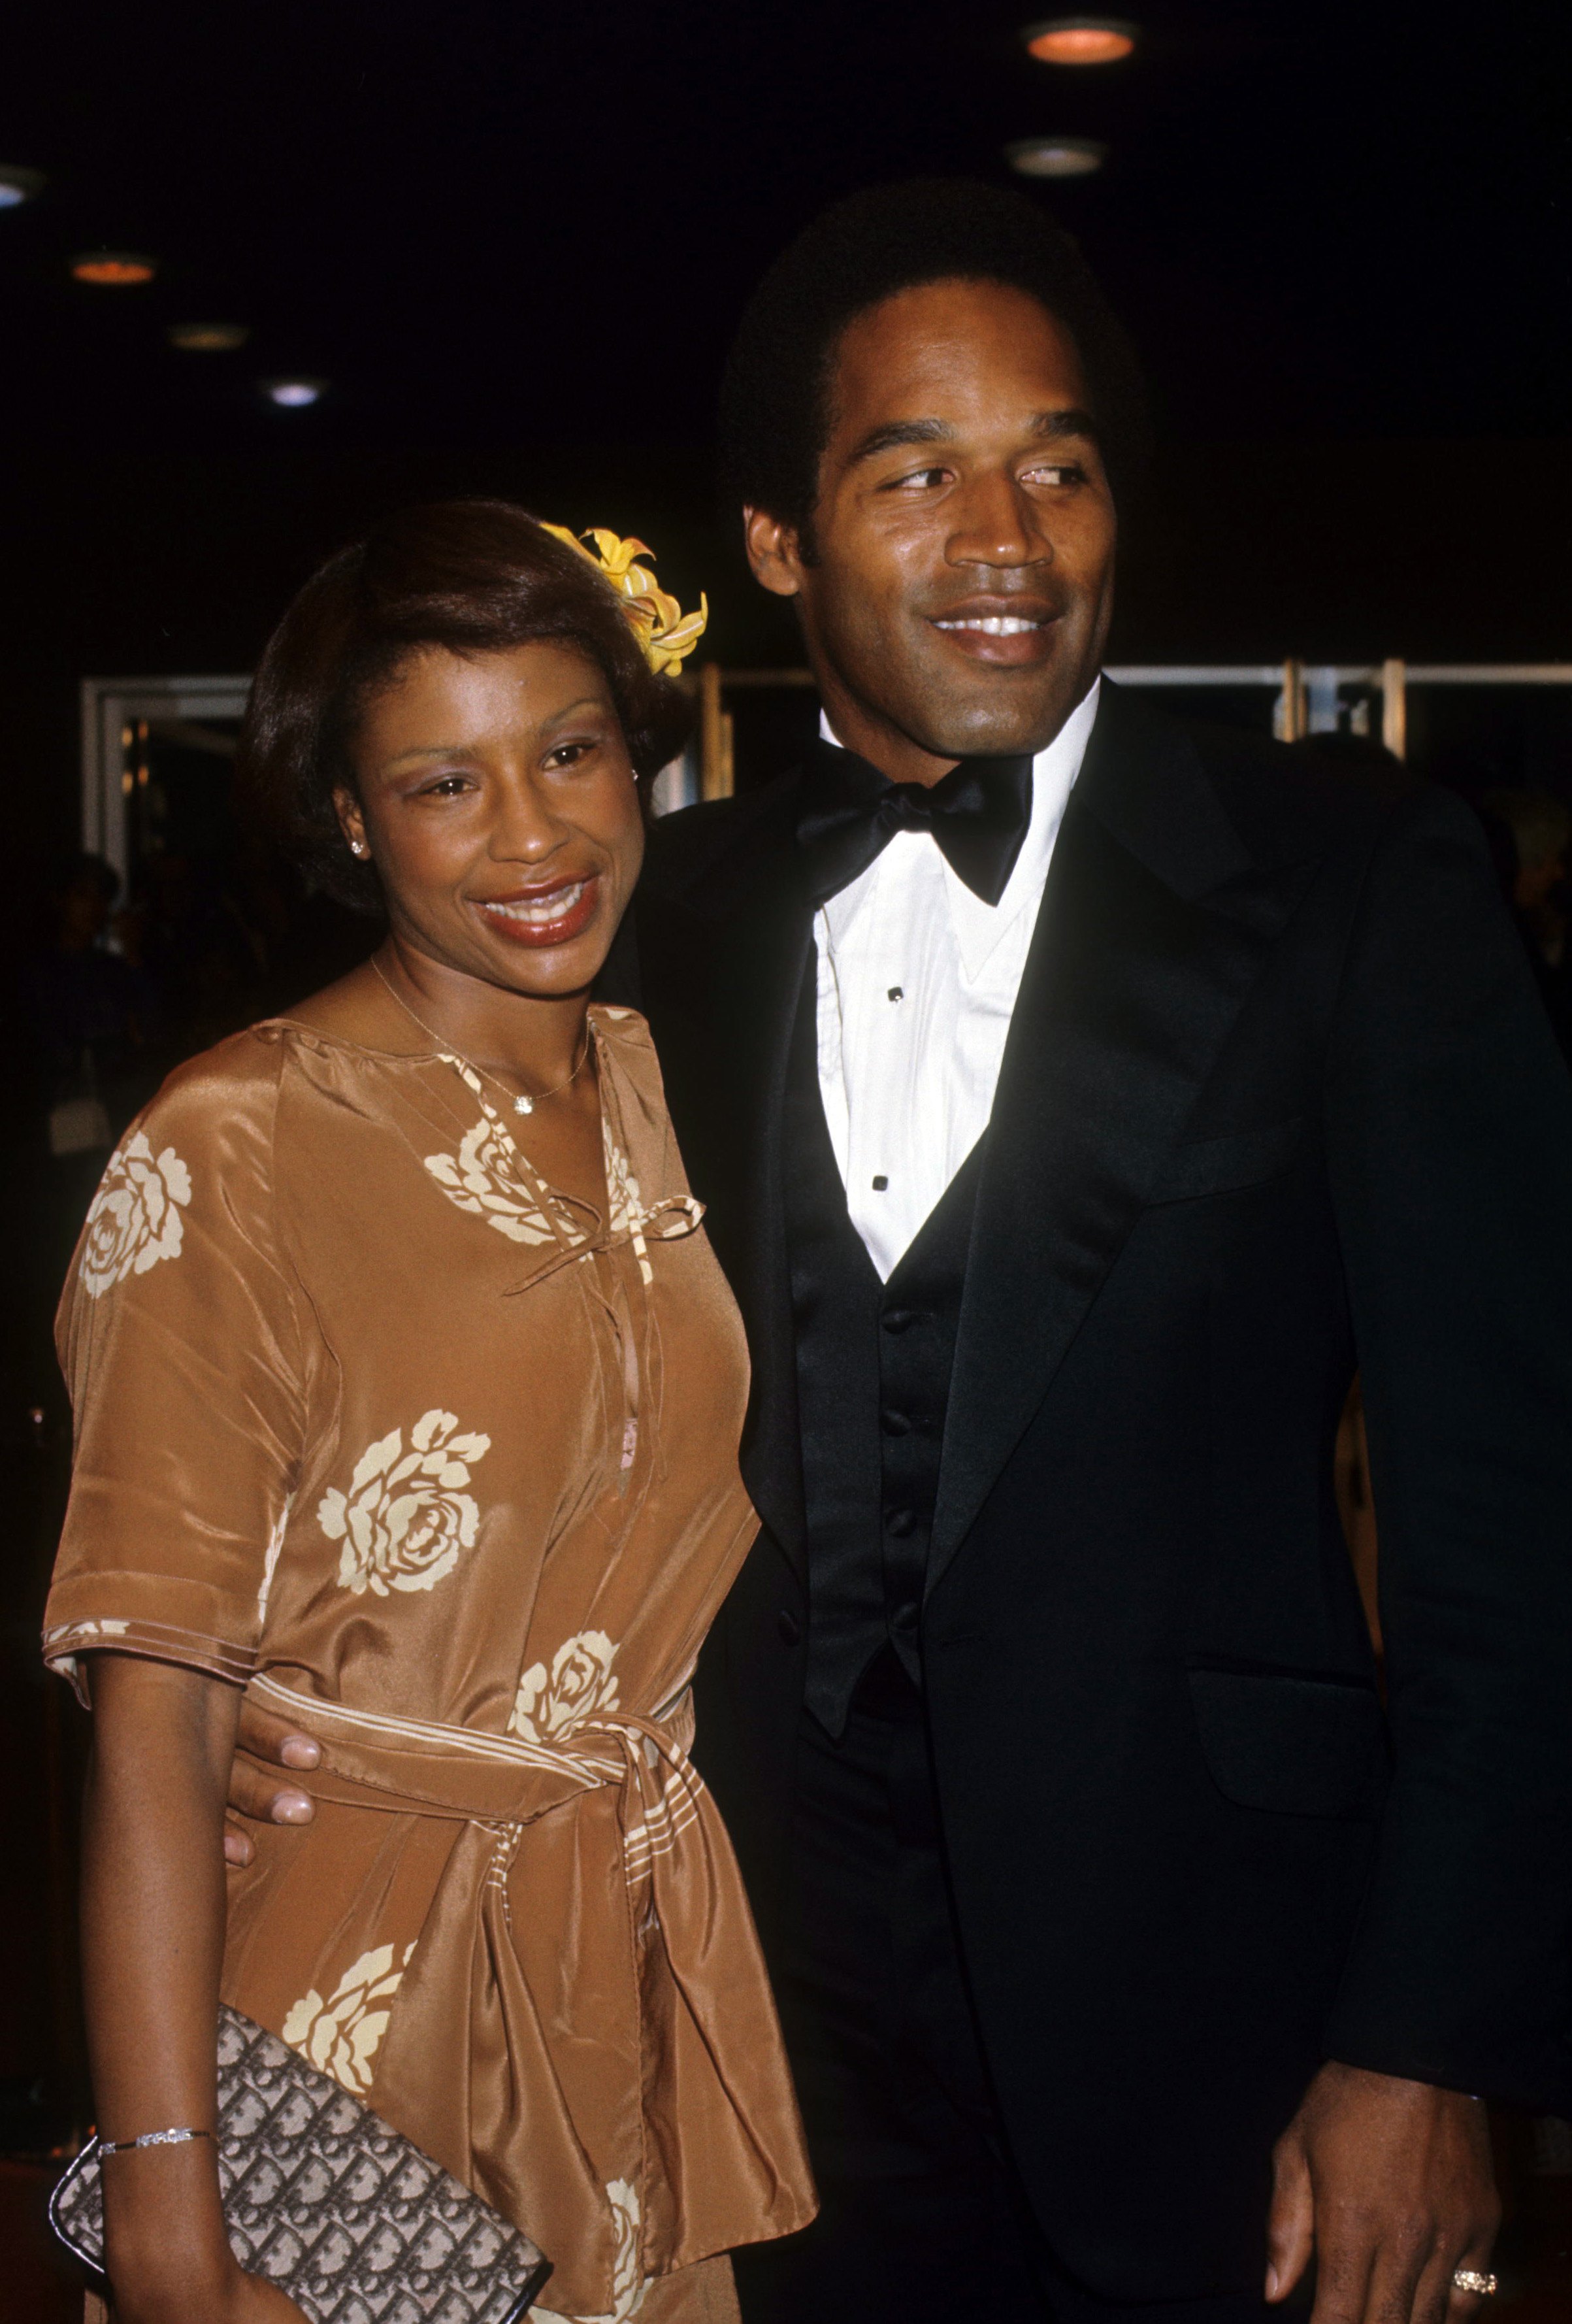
[484,881,588,925]
[934,615,1043,635]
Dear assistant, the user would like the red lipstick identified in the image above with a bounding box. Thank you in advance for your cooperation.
[474,874,600,950]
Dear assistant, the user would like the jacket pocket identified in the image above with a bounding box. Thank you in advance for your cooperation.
[1188,1665,1388,1819]
[1150,1118,1303,1204]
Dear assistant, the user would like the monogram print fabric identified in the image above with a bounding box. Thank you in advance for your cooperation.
[44,1006,813,2321]
[50,2003,550,2323]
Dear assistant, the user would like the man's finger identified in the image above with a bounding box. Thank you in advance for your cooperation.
[1355,2231,1434,2324]
[236,1697,321,1769]
[228,1753,315,1824]
[1443,2233,1501,2321]
[1266,2134,1315,2302]
[223,1816,255,1867]
[1306,2208,1377,2324]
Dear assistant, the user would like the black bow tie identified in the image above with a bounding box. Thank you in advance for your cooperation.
[796,739,1034,908]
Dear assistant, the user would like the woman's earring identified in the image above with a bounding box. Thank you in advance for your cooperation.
[350,840,367,857]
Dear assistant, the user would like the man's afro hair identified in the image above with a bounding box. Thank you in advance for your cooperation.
[719,177,1151,538]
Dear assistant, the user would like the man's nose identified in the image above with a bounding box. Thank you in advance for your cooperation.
[945,471,1051,571]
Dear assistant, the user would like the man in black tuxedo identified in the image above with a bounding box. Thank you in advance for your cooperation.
[618,181,1572,2324]
[233,184,1572,2324]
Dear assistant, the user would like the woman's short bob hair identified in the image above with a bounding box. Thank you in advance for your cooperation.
[239,499,693,912]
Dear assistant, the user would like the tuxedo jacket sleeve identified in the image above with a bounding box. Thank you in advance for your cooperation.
[1320,783,1572,2096]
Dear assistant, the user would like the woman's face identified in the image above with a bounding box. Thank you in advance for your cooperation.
[337,640,646,999]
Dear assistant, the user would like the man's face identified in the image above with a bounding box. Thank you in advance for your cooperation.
[745,278,1117,785]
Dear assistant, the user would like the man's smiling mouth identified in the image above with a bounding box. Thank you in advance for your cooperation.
[932,615,1046,635]
[923,601,1062,664]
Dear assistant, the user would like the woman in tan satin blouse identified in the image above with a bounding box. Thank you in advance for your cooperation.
[44,502,813,2324]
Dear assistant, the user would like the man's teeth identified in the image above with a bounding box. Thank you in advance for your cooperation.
[934,615,1043,635]
[485,881,587,924]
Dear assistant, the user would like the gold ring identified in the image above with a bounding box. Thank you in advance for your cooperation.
[1452,2268,1498,2297]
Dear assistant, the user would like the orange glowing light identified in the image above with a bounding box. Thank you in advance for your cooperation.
[1023,18,1136,65]
[72,252,156,286]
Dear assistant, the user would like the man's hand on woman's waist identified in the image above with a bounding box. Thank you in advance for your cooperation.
[221,1697,319,1866]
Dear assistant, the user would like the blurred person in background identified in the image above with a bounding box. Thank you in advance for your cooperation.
[20,851,158,1164]
[10,853,162,1404]
[1479,788,1571,1064]
[42,503,814,2324]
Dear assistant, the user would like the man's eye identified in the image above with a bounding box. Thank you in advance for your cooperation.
[886,465,950,491]
[1023,462,1087,488]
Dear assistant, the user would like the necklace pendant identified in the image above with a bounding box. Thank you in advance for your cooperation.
[515,1094,533,1116]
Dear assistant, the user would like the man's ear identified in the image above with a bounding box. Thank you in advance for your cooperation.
[333,786,369,859]
[743,506,806,599]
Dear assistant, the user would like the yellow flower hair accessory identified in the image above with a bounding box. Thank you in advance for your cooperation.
[540,524,708,677]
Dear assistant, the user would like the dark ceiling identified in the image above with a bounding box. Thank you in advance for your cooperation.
[0,0,1569,857]
[3,0,1567,448]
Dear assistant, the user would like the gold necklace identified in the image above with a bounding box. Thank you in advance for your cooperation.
[370,957,591,1117]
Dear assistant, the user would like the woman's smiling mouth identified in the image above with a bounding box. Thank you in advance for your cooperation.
[475,874,600,948]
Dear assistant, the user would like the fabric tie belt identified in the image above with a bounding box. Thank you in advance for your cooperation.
[239,1672,813,2320]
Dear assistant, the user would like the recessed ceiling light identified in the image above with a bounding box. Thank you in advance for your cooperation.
[0,165,45,208]
[72,251,156,286]
[169,322,250,352]
[1006,136,1107,178]
[263,378,327,408]
[1022,16,1136,64]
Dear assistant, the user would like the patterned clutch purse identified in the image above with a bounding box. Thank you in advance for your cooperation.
[49,2002,551,2323]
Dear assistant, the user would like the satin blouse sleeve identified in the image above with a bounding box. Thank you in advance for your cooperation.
[43,1035,305,1703]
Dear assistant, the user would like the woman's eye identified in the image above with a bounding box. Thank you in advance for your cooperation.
[425,775,470,798]
[544,740,595,771]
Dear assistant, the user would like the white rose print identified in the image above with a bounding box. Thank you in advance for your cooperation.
[532,2178,646,2324]
[425,1110,567,1246]
[510,1631,621,1743]
[319,1408,491,1597]
[282,1941,413,2095]
[78,1132,192,1299]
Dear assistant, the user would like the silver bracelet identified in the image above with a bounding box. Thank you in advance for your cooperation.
[98,2125,215,2156]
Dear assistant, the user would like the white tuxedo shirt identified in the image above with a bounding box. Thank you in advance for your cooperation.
[813,678,1100,1280]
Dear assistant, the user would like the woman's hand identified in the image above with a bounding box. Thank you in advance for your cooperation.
[216,2270,313,2324]
[112,2259,310,2324]
[82,1657,300,2324]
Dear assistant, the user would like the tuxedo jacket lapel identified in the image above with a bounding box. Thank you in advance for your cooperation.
[634,780,813,1577]
[928,689,1320,1594]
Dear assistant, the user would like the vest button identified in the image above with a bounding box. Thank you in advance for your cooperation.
[776,1608,802,1646]
[885,1507,917,1538]
[881,1308,921,1334]
[891,1599,919,1635]
[880,1407,911,1436]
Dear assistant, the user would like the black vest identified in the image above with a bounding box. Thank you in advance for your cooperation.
[783,971,983,1736]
